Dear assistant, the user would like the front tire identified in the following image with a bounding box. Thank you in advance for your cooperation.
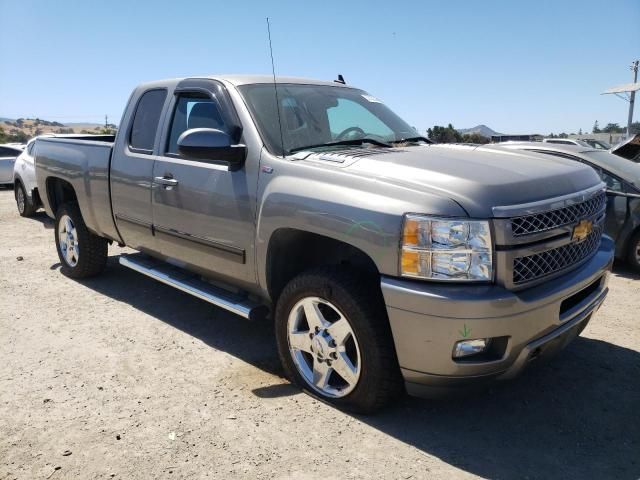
[54,203,108,278]
[15,182,37,217]
[275,267,402,413]
[627,230,640,273]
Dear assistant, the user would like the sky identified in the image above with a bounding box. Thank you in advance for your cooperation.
[1,0,639,135]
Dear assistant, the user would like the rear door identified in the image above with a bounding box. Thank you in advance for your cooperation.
[151,79,257,287]
[111,87,169,251]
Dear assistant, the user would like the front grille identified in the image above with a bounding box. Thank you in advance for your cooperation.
[511,191,606,237]
[513,224,603,285]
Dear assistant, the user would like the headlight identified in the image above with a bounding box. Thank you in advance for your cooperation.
[400,215,493,281]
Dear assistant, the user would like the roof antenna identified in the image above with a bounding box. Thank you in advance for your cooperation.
[267,17,286,158]
[334,74,346,84]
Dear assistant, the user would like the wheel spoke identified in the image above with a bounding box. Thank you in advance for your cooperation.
[326,317,351,347]
[65,218,73,234]
[312,359,332,390]
[331,352,358,386]
[289,332,312,353]
[302,299,329,331]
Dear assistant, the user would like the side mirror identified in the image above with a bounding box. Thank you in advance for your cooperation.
[177,128,246,171]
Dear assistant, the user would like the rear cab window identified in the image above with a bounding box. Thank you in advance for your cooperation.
[129,89,168,154]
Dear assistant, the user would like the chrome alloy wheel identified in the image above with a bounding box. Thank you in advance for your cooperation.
[287,296,361,398]
[16,187,25,214]
[635,239,640,264]
[58,214,79,267]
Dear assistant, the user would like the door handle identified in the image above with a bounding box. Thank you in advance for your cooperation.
[154,176,178,187]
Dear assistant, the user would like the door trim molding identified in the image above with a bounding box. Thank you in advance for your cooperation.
[114,212,152,229]
[154,224,246,264]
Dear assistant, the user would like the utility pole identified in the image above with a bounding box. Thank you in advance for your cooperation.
[105,114,108,128]
[628,60,639,138]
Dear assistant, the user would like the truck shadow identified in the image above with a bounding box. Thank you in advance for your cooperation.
[612,260,640,280]
[73,255,639,480]
[25,211,54,229]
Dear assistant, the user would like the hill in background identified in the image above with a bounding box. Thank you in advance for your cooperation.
[0,117,117,143]
[457,124,502,137]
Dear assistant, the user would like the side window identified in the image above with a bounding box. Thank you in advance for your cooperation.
[0,147,21,157]
[129,89,167,153]
[599,170,623,192]
[27,142,35,156]
[166,95,228,155]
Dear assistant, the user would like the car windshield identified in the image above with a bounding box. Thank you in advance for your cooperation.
[238,83,419,155]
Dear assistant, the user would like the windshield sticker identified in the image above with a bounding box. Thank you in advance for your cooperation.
[362,94,382,103]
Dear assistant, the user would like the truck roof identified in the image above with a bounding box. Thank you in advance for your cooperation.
[136,75,351,91]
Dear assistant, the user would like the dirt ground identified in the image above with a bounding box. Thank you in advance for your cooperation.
[0,187,638,480]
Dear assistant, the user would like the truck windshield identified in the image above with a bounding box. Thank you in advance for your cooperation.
[237,83,419,155]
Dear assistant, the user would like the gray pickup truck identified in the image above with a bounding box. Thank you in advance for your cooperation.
[35,75,614,412]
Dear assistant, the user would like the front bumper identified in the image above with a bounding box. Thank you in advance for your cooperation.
[381,236,614,398]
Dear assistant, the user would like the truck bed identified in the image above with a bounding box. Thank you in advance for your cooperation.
[35,135,121,242]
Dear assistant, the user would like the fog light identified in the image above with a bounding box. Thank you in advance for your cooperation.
[453,338,490,358]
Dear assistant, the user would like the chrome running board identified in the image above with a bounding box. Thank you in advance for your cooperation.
[119,254,267,320]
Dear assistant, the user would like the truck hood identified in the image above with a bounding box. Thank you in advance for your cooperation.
[340,144,601,218]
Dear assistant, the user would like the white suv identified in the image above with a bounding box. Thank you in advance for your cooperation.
[13,137,41,216]
[13,134,107,216]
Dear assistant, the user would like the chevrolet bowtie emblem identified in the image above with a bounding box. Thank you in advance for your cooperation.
[572,219,593,242]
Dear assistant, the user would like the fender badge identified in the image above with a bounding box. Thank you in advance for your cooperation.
[572,219,593,242]
[261,166,274,174]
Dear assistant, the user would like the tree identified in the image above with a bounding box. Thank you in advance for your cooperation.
[461,133,490,144]
[578,128,583,135]
[593,121,600,133]
[602,123,624,133]
[426,124,462,143]
[630,122,640,135]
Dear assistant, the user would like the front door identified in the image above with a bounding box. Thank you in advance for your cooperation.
[599,169,628,242]
[151,79,256,288]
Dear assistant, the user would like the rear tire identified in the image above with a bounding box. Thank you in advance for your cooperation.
[627,230,640,273]
[54,203,108,278]
[275,266,403,413]
[15,182,37,217]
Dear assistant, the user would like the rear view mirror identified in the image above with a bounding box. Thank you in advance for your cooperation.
[177,128,246,171]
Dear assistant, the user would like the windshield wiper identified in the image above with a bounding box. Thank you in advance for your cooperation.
[389,136,432,145]
[289,138,392,154]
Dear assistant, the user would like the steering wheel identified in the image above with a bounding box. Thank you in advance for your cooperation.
[336,126,366,141]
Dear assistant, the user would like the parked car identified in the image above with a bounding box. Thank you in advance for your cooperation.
[581,139,611,150]
[34,75,613,412]
[0,144,24,187]
[13,134,113,216]
[542,138,592,147]
[494,142,640,271]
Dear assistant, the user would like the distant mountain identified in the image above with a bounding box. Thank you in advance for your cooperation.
[0,117,114,143]
[457,125,501,138]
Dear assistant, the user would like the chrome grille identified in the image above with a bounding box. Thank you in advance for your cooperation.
[512,224,603,285]
[511,191,606,237]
